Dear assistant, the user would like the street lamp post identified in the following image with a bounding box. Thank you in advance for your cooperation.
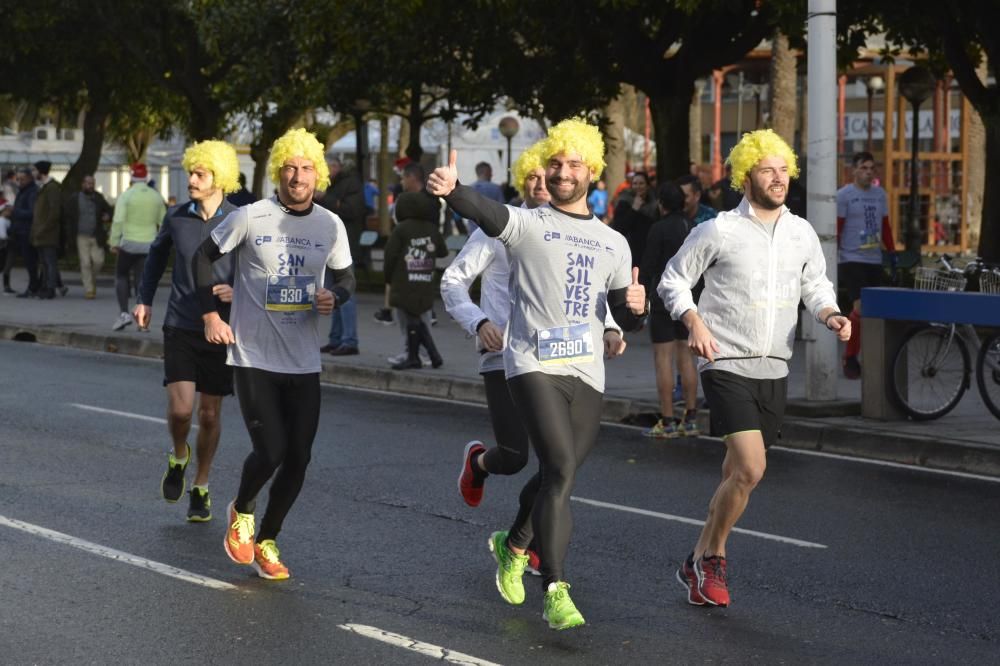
[898,66,936,255]
[498,116,520,188]
[864,75,885,152]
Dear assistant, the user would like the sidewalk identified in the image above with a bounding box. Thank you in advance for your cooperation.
[3,270,999,476]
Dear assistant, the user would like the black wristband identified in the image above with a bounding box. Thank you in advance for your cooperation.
[475,318,490,332]
[823,310,843,328]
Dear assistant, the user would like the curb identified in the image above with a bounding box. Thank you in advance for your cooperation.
[4,321,999,478]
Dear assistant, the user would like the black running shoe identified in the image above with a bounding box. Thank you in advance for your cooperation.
[161,444,190,503]
[187,487,211,522]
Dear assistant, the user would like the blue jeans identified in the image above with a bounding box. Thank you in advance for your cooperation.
[327,298,359,348]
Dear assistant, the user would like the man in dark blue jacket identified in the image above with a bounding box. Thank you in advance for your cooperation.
[134,140,241,523]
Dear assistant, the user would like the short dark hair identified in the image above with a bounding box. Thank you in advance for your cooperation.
[631,171,651,186]
[475,162,491,177]
[402,162,426,183]
[17,167,32,176]
[675,173,702,193]
[852,151,875,167]
[33,160,52,175]
[657,182,685,214]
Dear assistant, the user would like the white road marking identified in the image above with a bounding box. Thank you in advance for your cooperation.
[769,445,1000,483]
[603,421,1000,484]
[69,403,198,429]
[338,624,502,666]
[570,496,828,549]
[0,514,235,590]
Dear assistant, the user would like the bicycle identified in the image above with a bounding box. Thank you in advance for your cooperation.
[889,255,1000,420]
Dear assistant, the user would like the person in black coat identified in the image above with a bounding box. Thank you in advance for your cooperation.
[611,171,658,268]
[638,181,701,439]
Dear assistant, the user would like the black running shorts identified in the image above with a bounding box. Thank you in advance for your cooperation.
[700,369,787,449]
[163,325,233,396]
[649,311,689,344]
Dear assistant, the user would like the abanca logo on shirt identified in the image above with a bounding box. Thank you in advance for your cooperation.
[255,235,313,249]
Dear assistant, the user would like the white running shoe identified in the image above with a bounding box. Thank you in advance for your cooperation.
[112,312,134,331]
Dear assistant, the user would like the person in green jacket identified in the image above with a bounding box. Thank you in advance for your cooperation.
[109,162,166,330]
[30,161,63,299]
[384,191,448,370]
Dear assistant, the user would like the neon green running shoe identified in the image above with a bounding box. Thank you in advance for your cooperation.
[543,582,585,630]
[488,530,528,605]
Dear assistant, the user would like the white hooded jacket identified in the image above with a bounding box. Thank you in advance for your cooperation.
[657,197,837,379]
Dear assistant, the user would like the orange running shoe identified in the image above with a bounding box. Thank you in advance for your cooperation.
[224,500,255,565]
[253,539,290,580]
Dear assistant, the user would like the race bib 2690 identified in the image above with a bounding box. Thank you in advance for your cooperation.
[537,323,594,366]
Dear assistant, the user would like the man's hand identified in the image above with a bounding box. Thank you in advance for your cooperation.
[109,246,119,255]
[632,194,645,211]
[315,287,335,315]
[203,312,235,345]
[133,304,151,329]
[825,313,852,342]
[683,310,720,362]
[627,267,647,315]
[477,320,504,352]
[212,284,233,303]
[427,149,458,197]
[603,330,626,358]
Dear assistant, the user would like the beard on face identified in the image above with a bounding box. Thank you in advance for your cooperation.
[281,180,313,204]
[749,178,786,211]
[546,174,588,206]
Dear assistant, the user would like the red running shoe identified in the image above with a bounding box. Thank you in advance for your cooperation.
[675,555,706,606]
[694,555,730,607]
[458,441,487,507]
[525,549,542,577]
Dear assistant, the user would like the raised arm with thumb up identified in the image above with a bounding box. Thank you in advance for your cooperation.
[427,149,458,197]
[626,266,646,315]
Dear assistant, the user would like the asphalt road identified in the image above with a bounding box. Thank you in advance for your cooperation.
[1,339,998,664]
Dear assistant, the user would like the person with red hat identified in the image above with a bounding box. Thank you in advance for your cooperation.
[109,163,166,331]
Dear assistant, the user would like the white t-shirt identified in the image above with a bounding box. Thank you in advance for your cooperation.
[211,197,352,374]
[497,204,633,393]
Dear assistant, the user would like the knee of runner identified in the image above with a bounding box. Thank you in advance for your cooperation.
[732,460,766,489]
[167,406,193,425]
[494,446,530,475]
[197,404,220,429]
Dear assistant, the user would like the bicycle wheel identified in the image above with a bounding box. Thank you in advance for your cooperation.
[890,325,970,420]
[976,332,1000,420]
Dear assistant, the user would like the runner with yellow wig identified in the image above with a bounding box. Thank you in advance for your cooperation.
[134,139,241,522]
[431,119,647,630]
[192,127,355,579]
[658,129,848,608]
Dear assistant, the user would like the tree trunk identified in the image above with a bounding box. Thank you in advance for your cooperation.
[769,29,797,145]
[405,85,424,162]
[378,116,392,236]
[965,60,988,252]
[649,85,695,182]
[250,141,270,199]
[689,83,703,166]
[978,114,1000,263]
[397,117,410,160]
[603,84,627,194]
[64,101,109,195]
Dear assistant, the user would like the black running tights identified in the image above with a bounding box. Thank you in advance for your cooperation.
[115,250,146,313]
[505,372,603,588]
[480,370,531,475]
[233,367,320,541]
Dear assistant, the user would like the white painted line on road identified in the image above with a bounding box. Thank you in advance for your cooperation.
[0,514,234,591]
[769,445,1000,483]
[571,496,828,549]
[605,421,1000,484]
[337,624,501,666]
[69,403,198,429]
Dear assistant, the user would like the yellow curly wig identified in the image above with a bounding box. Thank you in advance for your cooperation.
[538,118,605,175]
[511,143,546,197]
[182,140,240,194]
[267,128,330,191]
[726,129,800,191]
